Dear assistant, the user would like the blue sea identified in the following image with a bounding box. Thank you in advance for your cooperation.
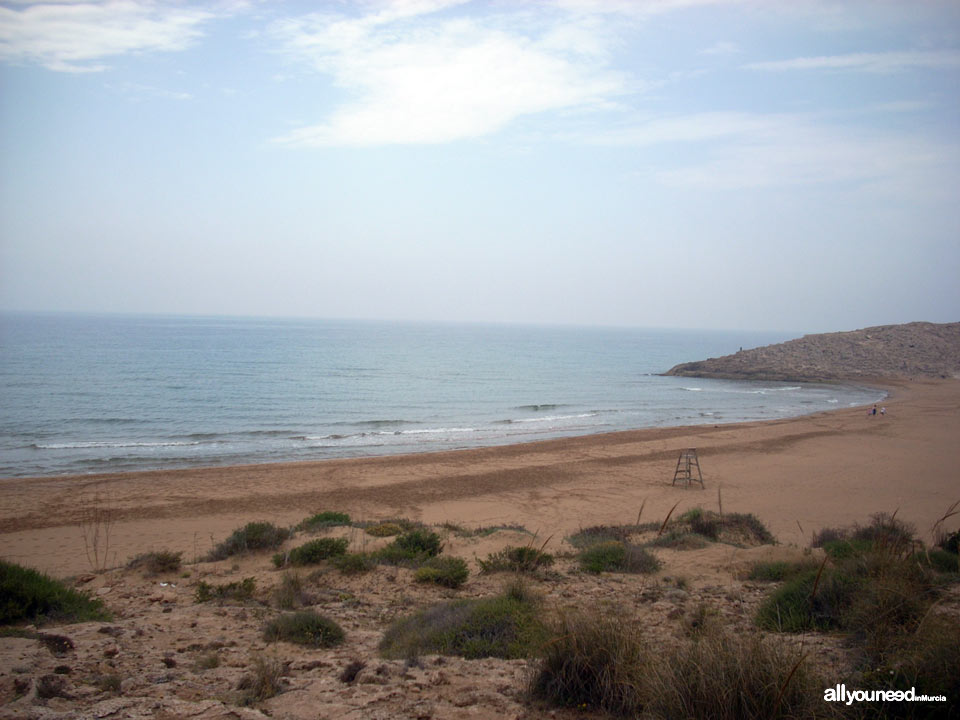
[0,313,884,478]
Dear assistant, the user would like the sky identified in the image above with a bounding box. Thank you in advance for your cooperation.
[1,0,958,333]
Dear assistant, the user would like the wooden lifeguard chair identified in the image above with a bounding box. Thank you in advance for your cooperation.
[672,448,704,488]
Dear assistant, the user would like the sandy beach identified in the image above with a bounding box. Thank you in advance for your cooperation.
[2,378,958,719]
[3,378,957,579]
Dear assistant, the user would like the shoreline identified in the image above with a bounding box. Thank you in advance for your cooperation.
[2,378,956,579]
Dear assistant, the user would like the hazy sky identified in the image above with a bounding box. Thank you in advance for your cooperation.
[1,0,958,333]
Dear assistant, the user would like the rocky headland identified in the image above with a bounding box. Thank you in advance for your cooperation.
[665,321,960,382]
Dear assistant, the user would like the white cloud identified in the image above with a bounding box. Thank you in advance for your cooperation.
[700,40,740,56]
[744,49,960,74]
[0,1,218,72]
[269,3,627,147]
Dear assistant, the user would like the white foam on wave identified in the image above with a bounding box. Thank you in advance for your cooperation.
[36,440,201,450]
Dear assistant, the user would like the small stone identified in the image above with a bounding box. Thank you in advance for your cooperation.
[104,646,119,658]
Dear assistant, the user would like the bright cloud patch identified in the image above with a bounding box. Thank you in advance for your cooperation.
[0,1,216,72]
[745,50,960,74]
[270,5,626,147]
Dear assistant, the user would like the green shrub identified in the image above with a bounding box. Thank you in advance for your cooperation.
[684,508,720,540]
[415,556,469,588]
[648,627,834,720]
[530,608,649,716]
[127,550,183,575]
[332,552,376,574]
[380,591,546,660]
[0,560,110,626]
[365,522,404,537]
[393,529,442,556]
[236,655,284,703]
[298,511,351,532]
[579,541,660,574]
[272,572,309,610]
[745,560,821,582]
[822,538,873,560]
[275,537,349,568]
[938,529,959,555]
[755,567,860,632]
[646,530,710,550]
[478,545,554,574]
[263,611,345,648]
[206,522,291,561]
[195,577,256,603]
[566,525,633,549]
[911,548,959,574]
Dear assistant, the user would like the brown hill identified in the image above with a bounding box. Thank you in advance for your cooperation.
[665,321,960,382]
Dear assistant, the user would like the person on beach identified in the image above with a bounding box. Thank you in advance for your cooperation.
[872,405,878,416]
[881,407,886,416]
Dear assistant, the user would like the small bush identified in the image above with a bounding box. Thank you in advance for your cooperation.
[745,560,821,582]
[207,522,291,561]
[822,538,873,560]
[530,608,649,716]
[272,572,312,610]
[195,577,256,603]
[365,522,404,537]
[937,528,959,555]
[850,512,915,550]
[236,655,284,703]
[755,567,860,632]
[263,611,345,648]
[275,537,349,568]
[810,526,848,548]
[393,528,442,556]
[127,550,183,575]
[380,590,546,660]
[415,556,469,588]
[684,508,720,540]
[566,525,633,549]
[298,511,351,532]
[478,545,554,574]
[332,552,376,574]
[0,560,110,626]
[579,541,660,574]
[648,627,834,719]
[911,548,959,574]
[723,513,776,545]
[646,529,710,550]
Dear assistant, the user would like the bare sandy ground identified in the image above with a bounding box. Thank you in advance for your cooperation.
[2,378,957,579]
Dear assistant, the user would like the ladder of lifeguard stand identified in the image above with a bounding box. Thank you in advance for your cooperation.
[672,448,704,488]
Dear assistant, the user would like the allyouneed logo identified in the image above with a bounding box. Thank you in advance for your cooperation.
[824,685,947,706]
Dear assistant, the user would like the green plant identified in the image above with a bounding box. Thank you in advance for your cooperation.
[236,655,284,704]
[195,577,256,603]
[745,560,821,582]
[530,608,649,716]
[332,552,376,574]
[272,572,312,610]
[648,627,834,719]
[0,560,110,626]
[645,529,710,550]
[414,556,469,588]
[911,548,959,574]
[565,525,634,549]
[127,550,183,575]
[263,611,345,648]
[365,522,404,537]
[374,528,443,566]
[578,541,661,574]
[274,537,349,567]
[380,590,546,660]
[478,545,554,574]
[298,511,351,532]
[206,522,291,561]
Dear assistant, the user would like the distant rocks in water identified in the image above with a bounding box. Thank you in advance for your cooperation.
[665,321,960,383]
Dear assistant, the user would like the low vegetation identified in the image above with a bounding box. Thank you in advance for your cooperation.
[414,556,470,588]
[374,528,443,566]
[379,582,546,660]
[126,549,183,575]
[478,545,554,574]
[297,511,351,532]
[273,537,349,568]
[531,606,831,719]
[195,577,256,603]
[206,522,291,561]
[0,559,110,625]
[578,541,661,574]
[332,552,377,574]
[263,611,345,648]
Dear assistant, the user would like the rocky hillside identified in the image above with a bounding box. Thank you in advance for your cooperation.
[665,321,960,382]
